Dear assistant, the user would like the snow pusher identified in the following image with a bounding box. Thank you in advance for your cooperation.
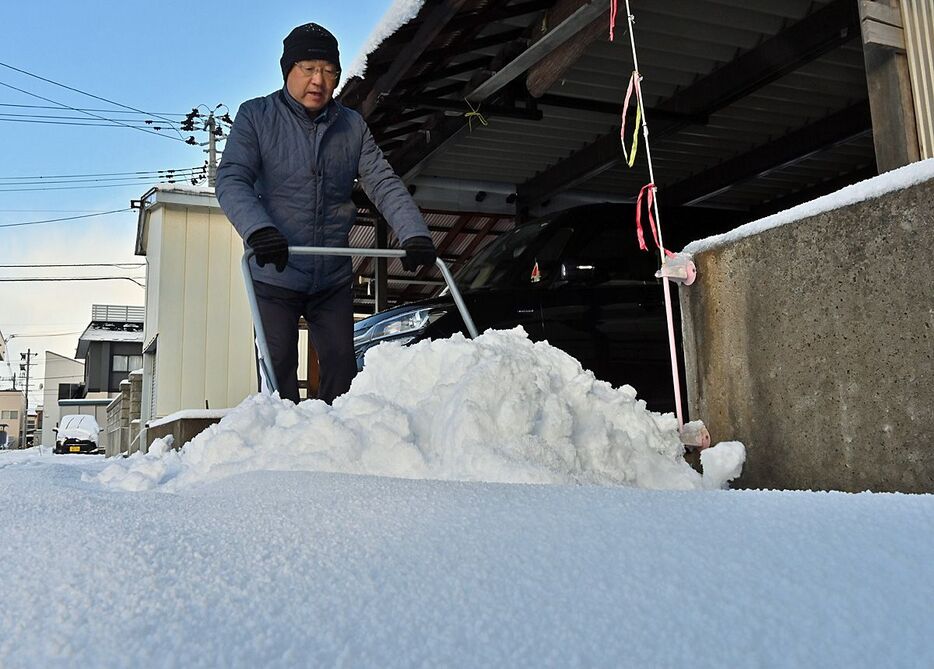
[241,246,478,394]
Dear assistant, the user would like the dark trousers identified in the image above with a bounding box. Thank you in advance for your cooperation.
[253,280,357,404]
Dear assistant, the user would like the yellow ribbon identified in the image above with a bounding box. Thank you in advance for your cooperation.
[464,99,488,132]
[625,104,642,167]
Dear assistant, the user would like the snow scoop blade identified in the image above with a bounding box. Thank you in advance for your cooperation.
[680,420,711,450]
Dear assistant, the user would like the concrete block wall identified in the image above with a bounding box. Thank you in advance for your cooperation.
[680,167,934,493]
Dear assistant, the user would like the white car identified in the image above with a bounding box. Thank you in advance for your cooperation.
[53,415,102,454]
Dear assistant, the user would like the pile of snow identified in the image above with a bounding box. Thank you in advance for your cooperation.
[95,328,744,492]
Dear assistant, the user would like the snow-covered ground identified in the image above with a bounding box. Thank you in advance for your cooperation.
[2,450,932,667]
[1,330,931,666]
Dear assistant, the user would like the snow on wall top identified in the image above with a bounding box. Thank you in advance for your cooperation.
[683,157,934,255]
[151,183,215,196]
[341,0,428,83]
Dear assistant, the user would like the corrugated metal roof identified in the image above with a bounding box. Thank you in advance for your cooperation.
[341,0,878,311]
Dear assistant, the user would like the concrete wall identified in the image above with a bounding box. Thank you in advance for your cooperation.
[680,171,934,493]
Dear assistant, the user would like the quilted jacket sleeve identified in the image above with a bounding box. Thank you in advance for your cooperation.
[216,102,276,242]
[356,124,429,243]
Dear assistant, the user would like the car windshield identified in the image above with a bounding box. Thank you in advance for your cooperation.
[455,220,552,290]
[450,206,662,293]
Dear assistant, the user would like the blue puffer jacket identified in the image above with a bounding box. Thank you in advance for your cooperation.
[216,87,428,293]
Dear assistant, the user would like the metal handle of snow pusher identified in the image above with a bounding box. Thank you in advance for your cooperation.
[241,246,479,394]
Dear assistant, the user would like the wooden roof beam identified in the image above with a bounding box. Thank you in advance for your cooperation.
[359,0,470,119]
[526,0,608,98]
[389,0,610,180]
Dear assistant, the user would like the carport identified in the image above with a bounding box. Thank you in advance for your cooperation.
[337,0,930,312]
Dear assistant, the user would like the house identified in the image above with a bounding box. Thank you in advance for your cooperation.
[41,305,145,452]
[40,352,85,448]
[0,390,25,448]
[75,304,144,396]
[134,187,257,449]
[130,186,322,452]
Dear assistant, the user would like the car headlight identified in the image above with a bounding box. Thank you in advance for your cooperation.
[354,307,447,348]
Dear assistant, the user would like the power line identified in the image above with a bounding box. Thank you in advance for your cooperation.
[0,209,112,213]
[0,167,201,180]
[0,61,188,140]
[0,171,204,187]
[0,277,145,287]
[0,80,190,143]
[0,112,185,127]
[0,112,183,123]
[0,182,201,193]
[0,117,184,131]
[3,331,84,339]
[31,374,88,382]
[0,263,144,268]
[0,209,130,229]
[0,103,186,116]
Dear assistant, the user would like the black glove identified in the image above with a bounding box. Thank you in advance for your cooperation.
[247,227,289,272]
[401,236,437,272]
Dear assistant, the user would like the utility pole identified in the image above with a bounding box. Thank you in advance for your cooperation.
[207,113,218,186]
[19,349,36,448]
[181,105,230,187]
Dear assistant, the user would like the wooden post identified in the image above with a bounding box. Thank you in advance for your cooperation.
[306,335,320,400]
[374,215,389,313]
[859,0,921,171]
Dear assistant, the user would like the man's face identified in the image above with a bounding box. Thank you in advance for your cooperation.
[286,60,340,113]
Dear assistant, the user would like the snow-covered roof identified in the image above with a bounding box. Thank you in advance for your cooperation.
[76,324,144,359]
[341,0,428,83]
[151,183,216,197]
[78,326,144,344]
[683,157,934,255]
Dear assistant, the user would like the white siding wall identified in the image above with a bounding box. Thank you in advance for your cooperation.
[40,352,85,447]
[147,202,256,420]
[143,209,163,350]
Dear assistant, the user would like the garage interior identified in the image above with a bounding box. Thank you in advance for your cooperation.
[335,0,925,313]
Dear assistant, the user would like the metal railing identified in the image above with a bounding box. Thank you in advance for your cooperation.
[241,247,478,394]
[91,304,145,323]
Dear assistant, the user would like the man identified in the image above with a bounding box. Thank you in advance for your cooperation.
[217,22,436,405]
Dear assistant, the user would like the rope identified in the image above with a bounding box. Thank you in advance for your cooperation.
[622,0,693,438]
[464,100,488,132]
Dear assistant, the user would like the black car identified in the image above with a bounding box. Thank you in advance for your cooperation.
[353,204,722,412]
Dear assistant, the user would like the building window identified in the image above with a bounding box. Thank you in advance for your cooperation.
[110,353,143,392]
[1,410,18,420]
[112,354,142,373]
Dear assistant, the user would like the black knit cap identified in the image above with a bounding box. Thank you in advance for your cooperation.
[280,23,341,80]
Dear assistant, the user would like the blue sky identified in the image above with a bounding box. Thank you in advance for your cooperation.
[0,1,397,396]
